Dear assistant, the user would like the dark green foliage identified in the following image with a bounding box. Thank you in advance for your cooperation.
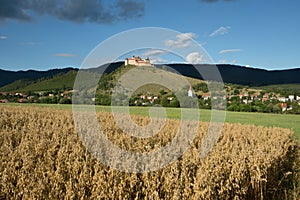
[257,84,300,97]
[159,89,167,95]
[233,89,240,95]
[193,83,208,93]
[169,99,179,107]
[95,94,111,106]
[160,95,169,107]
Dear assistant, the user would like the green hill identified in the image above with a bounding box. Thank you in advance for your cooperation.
[21,70,77,92]
[1,62,300,94]
[0,68,76,88]
[0,70,77,92]
[97,64,204,94]
[0,79,33,92]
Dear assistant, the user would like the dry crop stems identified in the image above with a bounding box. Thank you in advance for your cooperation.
[0,105,298,199]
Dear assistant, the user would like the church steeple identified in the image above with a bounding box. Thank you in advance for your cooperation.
[188,84,193,97]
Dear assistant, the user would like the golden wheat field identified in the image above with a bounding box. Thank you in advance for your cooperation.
[0,105,298,199]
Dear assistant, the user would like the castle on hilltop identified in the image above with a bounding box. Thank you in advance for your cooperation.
[125,56,151,66]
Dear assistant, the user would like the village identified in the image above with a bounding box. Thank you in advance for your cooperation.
[0,56,300,114]
[132,87,300,112]
[1,85,300,114]
[0,90,72,104]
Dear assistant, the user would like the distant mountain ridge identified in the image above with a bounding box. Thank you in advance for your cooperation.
[0,67,77,88]
[0,63,300,92]
[163,64,300,86]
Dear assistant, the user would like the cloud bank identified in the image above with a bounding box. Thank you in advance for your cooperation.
[0,0,144,24]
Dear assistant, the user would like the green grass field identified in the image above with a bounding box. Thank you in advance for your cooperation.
[3,103,300,141]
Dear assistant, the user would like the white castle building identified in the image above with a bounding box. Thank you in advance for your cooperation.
[125,56,151,66]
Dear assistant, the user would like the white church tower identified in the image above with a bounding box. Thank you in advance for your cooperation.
[188,85,193,97]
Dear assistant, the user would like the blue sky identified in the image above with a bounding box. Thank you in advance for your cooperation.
[0,0,299,71]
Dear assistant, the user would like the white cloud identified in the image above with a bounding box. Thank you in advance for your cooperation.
[0,36,8,39]
[219,49,242,54]
[21,42,41,45]
[151,57,168,64]
[142,49,167,57]
[218,59,227,64]
[165,32,197,48]
[141,49,169,64]
[231,59,237,64]
[176,32,197,41]
[218,59,237,64]
[186,52,204,64]
[54,53,76,57]
[209,26,230,37]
